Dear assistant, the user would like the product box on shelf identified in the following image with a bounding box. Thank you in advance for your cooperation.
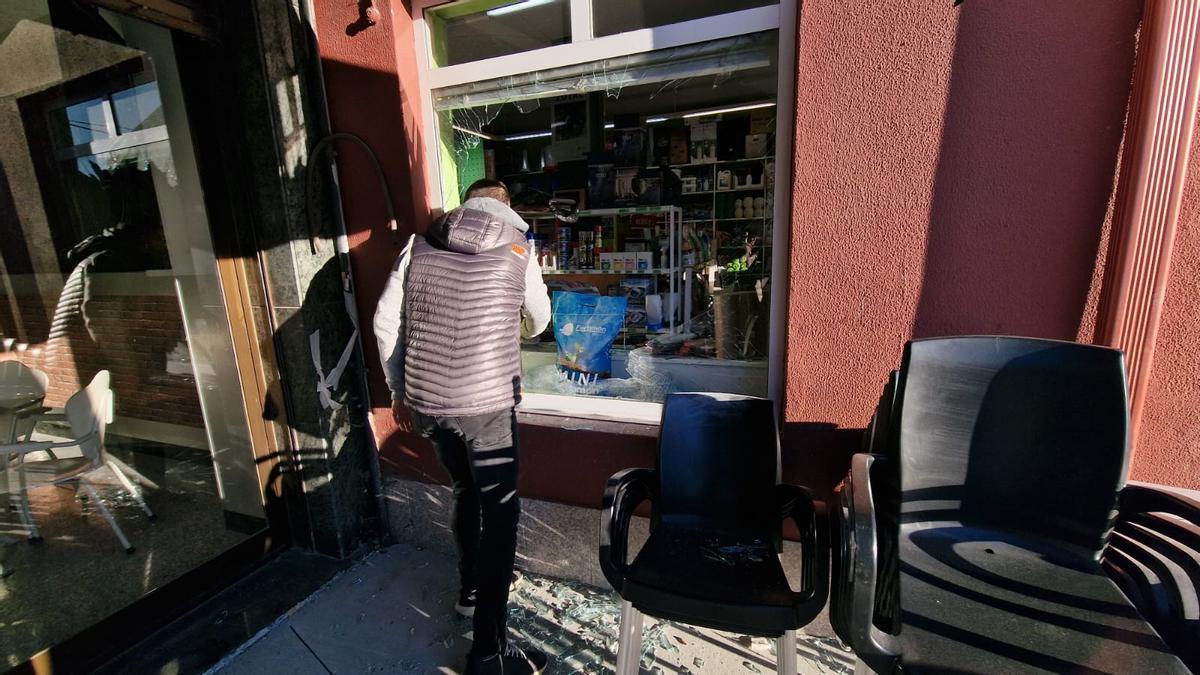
[750,108,774,135]
[588,164,616,208]
[687,121,717,164]
[624,307,648,333]
[745,133,769,158]
[620,277,656,305]
[613,128,646,167]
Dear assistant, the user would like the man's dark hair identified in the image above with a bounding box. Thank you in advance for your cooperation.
[464,178,510,205]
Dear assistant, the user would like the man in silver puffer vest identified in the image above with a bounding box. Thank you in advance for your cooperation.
[374,180,551,674]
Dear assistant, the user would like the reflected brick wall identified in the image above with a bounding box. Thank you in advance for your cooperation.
[0,292,203,428]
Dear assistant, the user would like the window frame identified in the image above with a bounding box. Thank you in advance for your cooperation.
[412,0,798,422]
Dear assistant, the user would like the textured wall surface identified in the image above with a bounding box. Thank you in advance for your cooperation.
[319,0,1198,499]
[782,0,1142,491]
[1133,129,1200,488]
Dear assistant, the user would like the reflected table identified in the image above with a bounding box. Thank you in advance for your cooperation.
[0,390,45,551]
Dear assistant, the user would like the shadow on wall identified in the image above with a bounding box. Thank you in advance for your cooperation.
[174,1,424,555]
[309,0,434,461]
[914,1,1142,339]
[781,422,862,501]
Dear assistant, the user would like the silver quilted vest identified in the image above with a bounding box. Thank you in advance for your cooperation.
[403,200,530,416]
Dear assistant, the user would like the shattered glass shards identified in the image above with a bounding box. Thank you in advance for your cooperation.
[699,537,771,567]
[505,572,855,674]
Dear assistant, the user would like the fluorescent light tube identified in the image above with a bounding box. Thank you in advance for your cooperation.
[505,131,553,141]
[487,0,555,17]
[452,125,499,141]
[682,102,776,119]
[645,117,669,123]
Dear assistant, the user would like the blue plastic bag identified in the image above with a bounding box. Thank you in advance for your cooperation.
[552,291,627,382]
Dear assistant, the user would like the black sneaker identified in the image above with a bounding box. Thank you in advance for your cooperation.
[465,644,548,675]
[456,571,524,618]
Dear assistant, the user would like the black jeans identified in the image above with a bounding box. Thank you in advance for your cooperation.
[412,408,520,657]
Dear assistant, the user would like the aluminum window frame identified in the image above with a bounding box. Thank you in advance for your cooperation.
[412,0,797,422]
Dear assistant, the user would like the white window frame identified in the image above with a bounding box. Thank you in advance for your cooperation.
[412,0,798,423]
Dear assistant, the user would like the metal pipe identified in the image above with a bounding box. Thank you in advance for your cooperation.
[298,0,393,546]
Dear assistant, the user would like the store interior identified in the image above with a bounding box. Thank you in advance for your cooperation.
[436,31,780,402]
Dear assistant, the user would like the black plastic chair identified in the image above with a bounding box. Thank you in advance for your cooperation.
[1104,482,1200,671]
[831,371,901,647]
[833,336,1191,673]
[600,393,828,674]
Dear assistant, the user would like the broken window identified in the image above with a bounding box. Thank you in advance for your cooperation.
[429,29,782,405]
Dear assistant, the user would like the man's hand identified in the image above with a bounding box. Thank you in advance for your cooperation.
[391,400,413,432]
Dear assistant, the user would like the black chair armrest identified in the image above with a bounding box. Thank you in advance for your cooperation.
[600,467,657,594]
[1120,483,1200,522]
[776,483,829,625]
[845,453,899,671]
[1106,482,1200,671]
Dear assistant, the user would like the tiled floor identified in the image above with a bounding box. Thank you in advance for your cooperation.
[0,437,262,667]
[214,543,855,674]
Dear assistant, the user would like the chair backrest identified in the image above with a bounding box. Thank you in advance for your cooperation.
[0,360,48,399]
[864,370,899,458]
[64,371,111,462]
[895,337,1129,556]
[657,392,780,539]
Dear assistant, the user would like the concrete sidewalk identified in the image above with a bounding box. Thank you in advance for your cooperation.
[212,544,854,674]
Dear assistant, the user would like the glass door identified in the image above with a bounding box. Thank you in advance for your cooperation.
[0,6,267,666]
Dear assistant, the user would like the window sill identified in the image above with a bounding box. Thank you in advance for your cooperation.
[517,392,662,429]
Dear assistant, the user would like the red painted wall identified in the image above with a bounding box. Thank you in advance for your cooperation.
[311,0,422,447]
[782,0,1143,491]
[1131,129,1200,489]
[319,0,1200,501]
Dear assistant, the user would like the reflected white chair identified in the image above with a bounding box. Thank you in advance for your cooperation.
[2,371,154,552]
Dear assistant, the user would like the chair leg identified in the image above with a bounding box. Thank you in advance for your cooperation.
[776,630,797,675]
[107,460,155,521]
[615,600,645,675]
[15,471,40,542]
[81,481,133,553]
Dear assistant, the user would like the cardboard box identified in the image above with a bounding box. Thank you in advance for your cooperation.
[636,251,654,272]
[745,133,769,158]
[620,278,655,304]
[687,121,717,164]
[750,108,774,135]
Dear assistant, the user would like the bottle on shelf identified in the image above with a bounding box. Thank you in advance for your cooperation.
[557,226,572,269]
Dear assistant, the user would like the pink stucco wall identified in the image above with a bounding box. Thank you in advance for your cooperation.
[1131,129,1200,489]
[317,0,1200,498]
[782,0,1143,491]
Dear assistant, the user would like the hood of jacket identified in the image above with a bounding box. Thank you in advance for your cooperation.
[426,197,529,255]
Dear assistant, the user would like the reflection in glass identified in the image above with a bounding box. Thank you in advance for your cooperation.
[112,82,163,133]
[0,9,265,666]
[63,97,112,145]
[593,0,778,37]
[427,0,571,67]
